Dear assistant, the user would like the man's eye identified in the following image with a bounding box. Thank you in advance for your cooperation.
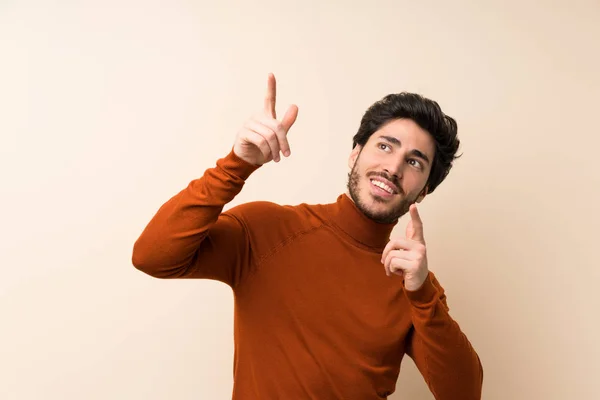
[409,159,422,168]
[379,144,390,151]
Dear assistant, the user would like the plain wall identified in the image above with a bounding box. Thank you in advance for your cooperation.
[1,1,599,399]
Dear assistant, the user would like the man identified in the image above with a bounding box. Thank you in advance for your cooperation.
[132,73,483,399]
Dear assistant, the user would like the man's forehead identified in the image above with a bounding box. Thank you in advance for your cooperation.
[377,119,425,135]
[374,129,431,146]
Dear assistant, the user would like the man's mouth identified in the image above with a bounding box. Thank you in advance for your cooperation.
[370,178,398,195]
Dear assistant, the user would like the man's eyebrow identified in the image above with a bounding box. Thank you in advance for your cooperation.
[380,135,401,145]
[379,135,431,165]
[410,149,430,165]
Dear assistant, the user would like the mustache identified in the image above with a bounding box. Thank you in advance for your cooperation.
[367,172,403,194]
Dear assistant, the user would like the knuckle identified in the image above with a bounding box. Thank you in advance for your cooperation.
[263,128,274,138]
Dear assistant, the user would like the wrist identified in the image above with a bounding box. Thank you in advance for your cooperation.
[218,147,261,180]
[404,273,438,306]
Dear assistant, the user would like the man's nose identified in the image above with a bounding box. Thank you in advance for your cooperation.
[384,157,404,179]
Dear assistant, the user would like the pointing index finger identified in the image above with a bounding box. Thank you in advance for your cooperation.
[409,204,424,242]
[264,73,276,118]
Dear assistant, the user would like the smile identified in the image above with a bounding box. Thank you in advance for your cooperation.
[370,179,397,195]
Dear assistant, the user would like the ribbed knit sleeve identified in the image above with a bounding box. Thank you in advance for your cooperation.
[131,149,260,287]
[404,272,484,400]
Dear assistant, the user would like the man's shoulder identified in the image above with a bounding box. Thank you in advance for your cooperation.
[223,198,332,233]
[225,199,325,221]
[221,197,339,255]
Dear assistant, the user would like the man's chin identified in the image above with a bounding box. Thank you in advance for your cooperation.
[359,199,404,223]
[363,209,399,224]
[367,191,401,205]
[370,193,397,203]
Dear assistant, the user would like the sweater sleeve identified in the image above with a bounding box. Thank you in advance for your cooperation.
[404,272,484,400]
[131,149,260,288]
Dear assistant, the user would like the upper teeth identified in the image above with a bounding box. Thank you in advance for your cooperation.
[372,180,394,194]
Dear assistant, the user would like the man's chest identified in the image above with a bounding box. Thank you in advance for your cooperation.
[236,232,414,361]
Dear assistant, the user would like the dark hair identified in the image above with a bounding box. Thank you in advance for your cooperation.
[352,92,461,195]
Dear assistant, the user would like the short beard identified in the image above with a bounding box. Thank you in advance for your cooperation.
[347,162,416,224]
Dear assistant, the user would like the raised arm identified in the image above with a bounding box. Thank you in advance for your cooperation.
[131,73,298,287]
[131,149,257,285]
[382,204,483,398]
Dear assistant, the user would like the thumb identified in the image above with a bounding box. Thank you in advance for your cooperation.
[281,104,299,132]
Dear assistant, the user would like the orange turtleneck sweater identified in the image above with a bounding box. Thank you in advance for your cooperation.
[132,149,483,399]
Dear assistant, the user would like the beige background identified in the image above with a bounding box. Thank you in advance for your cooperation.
[1,1,599,399]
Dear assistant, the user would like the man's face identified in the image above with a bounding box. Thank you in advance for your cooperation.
[347,118,435,224]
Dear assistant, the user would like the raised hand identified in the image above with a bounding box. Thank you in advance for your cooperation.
[233,73,299,165]
[381,203,429,291]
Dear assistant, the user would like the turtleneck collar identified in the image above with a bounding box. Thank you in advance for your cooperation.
[325,193,398,251]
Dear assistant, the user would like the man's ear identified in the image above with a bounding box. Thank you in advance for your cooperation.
[416,186,428,203]
[348,145,362,169]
